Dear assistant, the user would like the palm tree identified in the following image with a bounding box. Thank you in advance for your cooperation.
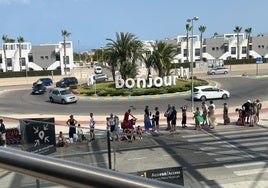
[233,26,242,60]
[17,36,25,71]
[245,27,252,59]
[151,41,177,77]
[2,35,9,72]
[142,51,156,80]
[186,23,192,62]
[61,29,71,75]
[198,25,206,62]
[106,32,143,78]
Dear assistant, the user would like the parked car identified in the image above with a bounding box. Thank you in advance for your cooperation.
[31,83,46,95]
[49,87,78,104]
[94,74,108,82]
[33,78,53,86]
[56,77,78,88]
[193,85,230,101]
[94,66,103,74]
[207,67,229,75]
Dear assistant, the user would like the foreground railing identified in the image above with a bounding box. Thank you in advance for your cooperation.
[0,147,180,188]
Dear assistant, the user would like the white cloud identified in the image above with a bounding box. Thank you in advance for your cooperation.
[0,0,31,4]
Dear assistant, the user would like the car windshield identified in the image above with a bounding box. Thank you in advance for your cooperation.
[60,90,71,95]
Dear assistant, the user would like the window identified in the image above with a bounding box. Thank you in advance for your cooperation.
[41,56,44,60]
[183,49,187,57]
[55,52,60,61]
[20,58,26,66]
[28,54,33,62]
[212,47,215,51]
[231,47,236,55]
[242,46,247,54]
[195,49,200,56]
[0,54,2,64]
[177,48,181,54]
[45,56,49,60]
[6,44,15,50]
[7,58,12,67]
[216,47,219,50]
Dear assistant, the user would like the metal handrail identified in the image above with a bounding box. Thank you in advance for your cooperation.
[0,147,181,188]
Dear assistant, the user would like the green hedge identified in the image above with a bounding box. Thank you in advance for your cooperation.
[0,69,61,78]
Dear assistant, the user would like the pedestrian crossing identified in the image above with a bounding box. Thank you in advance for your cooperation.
[182,126,268,177]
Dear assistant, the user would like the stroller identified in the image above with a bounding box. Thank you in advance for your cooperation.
[121,118,136,141]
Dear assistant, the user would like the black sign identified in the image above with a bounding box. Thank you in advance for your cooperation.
[137,167,184,186]
[20,118,56,155]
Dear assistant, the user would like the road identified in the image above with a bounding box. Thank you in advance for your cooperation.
[0,76,267,117]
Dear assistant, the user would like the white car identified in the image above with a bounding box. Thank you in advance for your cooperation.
[207,67,229,75]
[193,86,230,101]
[94,66,103,74]
[49,88,78,104]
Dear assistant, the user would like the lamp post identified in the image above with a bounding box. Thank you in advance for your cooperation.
[187,16,199,112]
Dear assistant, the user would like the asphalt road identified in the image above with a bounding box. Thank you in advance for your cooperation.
[0,75,267,117]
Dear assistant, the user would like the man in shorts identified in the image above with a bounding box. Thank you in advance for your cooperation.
[0,119,7,147]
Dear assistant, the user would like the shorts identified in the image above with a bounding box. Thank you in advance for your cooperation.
[1,133,6,141]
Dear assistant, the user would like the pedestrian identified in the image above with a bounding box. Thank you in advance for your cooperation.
[58,131,66,147]
[136,125,143,140]
[242,100,251,124]
[223,103,230,125]
[144,105,152,132]
[201,101,208,126]
[76,124,83,142]
[114,115,121,141]
[170,106,177,132]
[249,101,257,127]
[154,107,160,132]
[151,114,156,131]
[181,105,187,128]
[256,99,262,123]
[164,104,173,130]
[0,119,7,147]
[208,101,216,129]
[89,112,95,141]
[193,107,203,131]
[66,115,77,143]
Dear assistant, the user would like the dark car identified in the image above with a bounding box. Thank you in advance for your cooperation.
[31,84,46,95]
[33,78,53,86]
[56,77,78,88]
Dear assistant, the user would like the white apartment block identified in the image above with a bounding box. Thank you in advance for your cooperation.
[0,41,75,75]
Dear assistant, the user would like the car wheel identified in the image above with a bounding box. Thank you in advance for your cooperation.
[212,72,215,75]
[224,71,228,74]
[200,96,206,101]
[222,94,228,99]
[62,99,66,104]
[49,97,54,103]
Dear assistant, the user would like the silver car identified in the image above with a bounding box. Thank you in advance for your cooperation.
[49,88,78,104]
[207,67,229,75]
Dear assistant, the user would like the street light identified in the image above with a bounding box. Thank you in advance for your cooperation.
[187,16,199,112]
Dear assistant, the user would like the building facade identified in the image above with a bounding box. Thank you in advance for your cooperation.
[0,41,74,75]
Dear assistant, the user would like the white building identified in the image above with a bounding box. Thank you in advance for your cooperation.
[0,41,75,75]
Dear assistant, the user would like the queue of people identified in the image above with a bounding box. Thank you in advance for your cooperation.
[56,99,263,146]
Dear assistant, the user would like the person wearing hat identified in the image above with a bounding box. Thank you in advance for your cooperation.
[201,101,208,126]
[223,103,230,125]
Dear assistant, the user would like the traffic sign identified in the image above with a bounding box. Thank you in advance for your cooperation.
[256,57,263,64]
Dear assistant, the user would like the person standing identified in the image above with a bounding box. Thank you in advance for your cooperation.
[242,100,251,124]
[66,115,77,143]
[181,105,187,128]
[144,105,152,132]
[256,99,262,123]
[193,107,203,131]
[89,112,95,141]
[170,106,177,132]
[0,119,7,147]
[223,103,230,125]
[208,101,216,129]
[201,102,208,126]
[154,107,160,132]
[164,104,173,130]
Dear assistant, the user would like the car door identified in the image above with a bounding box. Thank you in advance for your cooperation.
[53,90,61,103]
[202,87,213,99]
[212,87,221,98]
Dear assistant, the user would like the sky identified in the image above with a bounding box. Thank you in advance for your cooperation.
[1,0,268,52]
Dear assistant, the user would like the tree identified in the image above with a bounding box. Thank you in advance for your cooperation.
[119,61,138,80]
[61,29,71,75]
[245,27,252,59]
[198,25,206,62]
[151,41,177,77]
[17,36,25,71]
[142,51,156,80]
[186,23,192,62]
[233,26,242,59]
[106,32,143,78]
